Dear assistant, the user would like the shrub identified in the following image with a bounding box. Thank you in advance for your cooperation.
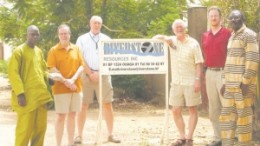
[112,75,147,100]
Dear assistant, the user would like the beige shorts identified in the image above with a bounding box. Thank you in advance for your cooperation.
[54,93,82,113]
[169,84,201,106]
[81,74,113,104]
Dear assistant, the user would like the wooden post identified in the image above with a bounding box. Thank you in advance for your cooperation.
[188,7,208,110]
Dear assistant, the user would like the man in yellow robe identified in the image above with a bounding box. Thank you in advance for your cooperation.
[8,25,53,146]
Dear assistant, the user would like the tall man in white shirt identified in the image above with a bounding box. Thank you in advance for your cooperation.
[75,15,120,144]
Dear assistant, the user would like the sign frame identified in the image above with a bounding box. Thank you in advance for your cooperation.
[95,39,170,145]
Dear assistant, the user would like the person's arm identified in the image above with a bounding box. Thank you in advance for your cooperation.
[152,34,176,49]
[193,41,204,93]
[194,63,202,92]
[67,65,84,83]
[76,35,99,83]
[240,32,259,95]
[152,34,167,40]
[48,67,66,82]
[8,47,26,106]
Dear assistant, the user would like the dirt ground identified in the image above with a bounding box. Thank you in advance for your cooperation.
[0,75,258,146]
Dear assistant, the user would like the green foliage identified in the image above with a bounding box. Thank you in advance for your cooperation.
[147,0,186,36]
[201,0,260,32]
[0,60,8,74]
[0,6,25,45]
[112,75,147,99]
[0,0,187,101]
[0,0,187,54]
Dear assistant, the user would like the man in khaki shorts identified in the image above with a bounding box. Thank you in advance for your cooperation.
[154,19,203,146]
[75,15,120,144]
[47,24,85,146]
[168,19,203,146]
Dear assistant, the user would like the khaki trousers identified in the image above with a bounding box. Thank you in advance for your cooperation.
[206,69,223,141]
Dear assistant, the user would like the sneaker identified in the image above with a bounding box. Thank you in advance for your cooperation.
[108,135,121,143]
[206,140,222,146]
[74,136,82,144]
[171,139,186,146]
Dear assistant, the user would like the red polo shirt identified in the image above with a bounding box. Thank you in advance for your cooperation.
[202,27,231,68]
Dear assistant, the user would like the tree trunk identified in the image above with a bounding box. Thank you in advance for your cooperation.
[101,0,107,24]
[86,0,93,23]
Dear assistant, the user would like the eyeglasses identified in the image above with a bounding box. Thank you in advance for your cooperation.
[59,32,70,36]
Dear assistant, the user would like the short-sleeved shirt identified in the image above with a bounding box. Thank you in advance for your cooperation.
[224,25,259,88]
[76,32,110,70]
[170,35,204,86]
[47,43,85,94]
[202,27,231,68]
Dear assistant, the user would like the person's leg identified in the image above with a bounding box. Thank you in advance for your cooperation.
[76,75,94,142]
[172,106,185,139]
[99,76,120,143]
[30,106,48,146]
[15,110,34,146]
[235,91,253,146]
[103,102,114,136]
[186,106,198,140]
[169,84,186,146]
[77,103,89,139]
[183,84,201,146]
[67,112,76,145]
[206,70,223,142]
[219,90,237,146]
[55,113,66,146]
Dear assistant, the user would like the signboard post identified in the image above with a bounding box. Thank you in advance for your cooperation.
[96,39,169,145]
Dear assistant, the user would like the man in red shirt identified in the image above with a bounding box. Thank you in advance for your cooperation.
[202,6,231,146]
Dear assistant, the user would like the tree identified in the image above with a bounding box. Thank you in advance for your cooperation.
[0,0,187,52]
[0,0,187,99]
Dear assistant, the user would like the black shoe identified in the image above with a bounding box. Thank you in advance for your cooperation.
[108,135,121,143]
[206,140,222,146]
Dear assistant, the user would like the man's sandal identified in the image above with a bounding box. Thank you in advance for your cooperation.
[108,135,121,143]
[171,139,186,146]
[74,136,82,144]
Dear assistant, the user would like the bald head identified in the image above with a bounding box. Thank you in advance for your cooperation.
[27,25,39,34]
[26,25,40,48]
[228,10,245,31]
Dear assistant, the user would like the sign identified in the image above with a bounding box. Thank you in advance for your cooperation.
[96,39,169,145]
[99,39,168,75]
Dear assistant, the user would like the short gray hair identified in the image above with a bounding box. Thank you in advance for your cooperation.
[57,24,71,34]
[90,15,103,23]
[172,19,187,29]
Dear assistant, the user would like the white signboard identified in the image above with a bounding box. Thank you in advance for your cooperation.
[99,39,168,75]
[97,39,169,145]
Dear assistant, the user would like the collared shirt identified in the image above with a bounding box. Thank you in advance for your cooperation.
[224,24,259,88]
[8,43,52,113]
[170,35,204,85]
[76,32,110,70]
[47,43,85,94]
[202,27,231,68]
